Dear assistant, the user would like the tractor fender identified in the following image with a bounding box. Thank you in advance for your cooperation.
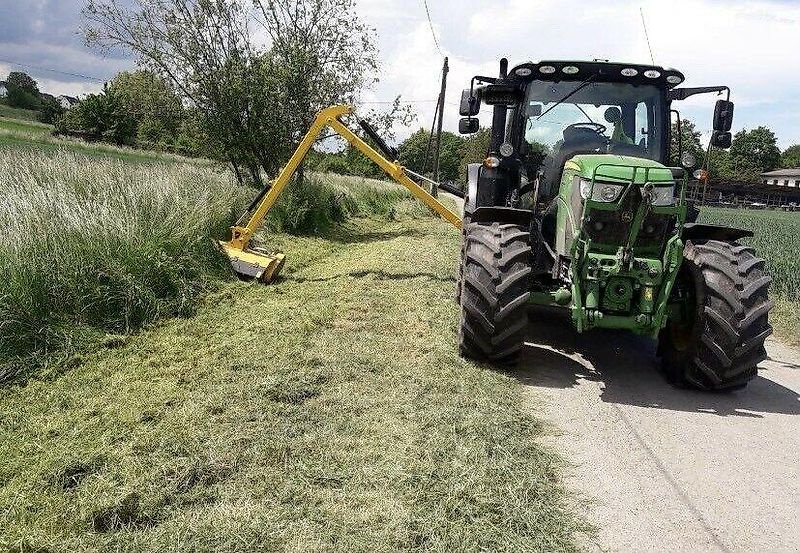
[470,206,533,227]
[465,163,481,213]
[681,222,753,242]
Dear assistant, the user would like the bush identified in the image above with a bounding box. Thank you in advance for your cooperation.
[0,150,249,382]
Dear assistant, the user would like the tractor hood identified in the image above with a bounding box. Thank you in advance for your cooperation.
[564,154,675,184]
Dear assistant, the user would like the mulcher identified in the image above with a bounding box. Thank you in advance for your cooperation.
[219,59,773,392]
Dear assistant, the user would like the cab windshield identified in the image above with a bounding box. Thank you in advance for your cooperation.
[523,80,665,163]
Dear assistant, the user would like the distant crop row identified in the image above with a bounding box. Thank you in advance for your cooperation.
[699,207,800,301]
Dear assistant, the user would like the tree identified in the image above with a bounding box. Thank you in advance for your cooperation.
[725,126,781,182]
[670,119,704,167]
[398,129,464,182]
[37,95,65,124]
[781,144,800,168]
[83,0,389,186]
[4,71,41,110]
[457,128,492,182]
[6,72,39,95]
[57,90,137,145]
[106,71,184,145]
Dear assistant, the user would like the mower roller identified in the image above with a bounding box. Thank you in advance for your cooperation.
[218,105,462,282]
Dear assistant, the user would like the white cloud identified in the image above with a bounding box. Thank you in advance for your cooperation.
[359,0,800,147]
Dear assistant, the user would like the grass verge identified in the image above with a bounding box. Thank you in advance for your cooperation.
[0,217,584,552]
[0,150,458,384]
[0,149,249,383]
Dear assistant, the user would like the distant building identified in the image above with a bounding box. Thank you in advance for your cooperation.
[0,82,7,98]
[761,168,800,188]
[57,95,79,109]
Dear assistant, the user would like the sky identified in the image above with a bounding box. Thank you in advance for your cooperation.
[2,0,799,148]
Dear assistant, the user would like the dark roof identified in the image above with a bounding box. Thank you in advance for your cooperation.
[761,169,800,177]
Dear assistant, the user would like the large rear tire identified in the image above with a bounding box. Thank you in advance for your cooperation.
[458,222,531,364]
[659,240,773,390]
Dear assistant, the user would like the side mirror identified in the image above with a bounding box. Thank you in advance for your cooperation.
[713,99,734,132]
[459,89,480,116]
[459,117,479,135]
[482,83,522,106]
[711,131,732,149]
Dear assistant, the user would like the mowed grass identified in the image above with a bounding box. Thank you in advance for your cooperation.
[0,217,584,552]
[700,207,800,344]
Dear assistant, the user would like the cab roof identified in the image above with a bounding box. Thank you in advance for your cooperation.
[508,60,685,89]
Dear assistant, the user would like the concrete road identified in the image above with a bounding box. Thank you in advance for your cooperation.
[517,308,800,553]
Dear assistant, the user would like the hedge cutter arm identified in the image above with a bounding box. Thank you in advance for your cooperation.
[218,104,462,283]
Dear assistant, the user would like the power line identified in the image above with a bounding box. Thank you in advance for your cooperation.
[421,0,444,56]
[0,58,107,83]
[639,7,655,65]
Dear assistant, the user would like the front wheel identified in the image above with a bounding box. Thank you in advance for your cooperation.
[658,240,773,391]
[458,222,532,364]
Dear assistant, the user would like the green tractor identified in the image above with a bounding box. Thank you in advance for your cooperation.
[456,59,773,390]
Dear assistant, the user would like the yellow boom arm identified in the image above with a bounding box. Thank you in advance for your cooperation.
[218,105,462,282]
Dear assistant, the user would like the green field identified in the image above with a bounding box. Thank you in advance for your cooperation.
[0,103,40,121]
[700,207,800,343]
[0,115,202,164]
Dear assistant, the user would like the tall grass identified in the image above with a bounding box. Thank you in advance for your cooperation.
[0,150,248,382]
[0,150,443,382]
[264,172,433,234]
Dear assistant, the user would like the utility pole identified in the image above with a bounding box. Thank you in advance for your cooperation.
[430,56,449,198]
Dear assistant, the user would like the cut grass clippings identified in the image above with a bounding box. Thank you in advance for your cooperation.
[0,218,586,552]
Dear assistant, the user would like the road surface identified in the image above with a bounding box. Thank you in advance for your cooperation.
[518,308,800,553]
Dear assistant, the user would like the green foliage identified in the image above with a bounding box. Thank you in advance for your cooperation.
[264,173,429,234]
[715,126,782,182]
[107,71,184,146]
[37,95,65,124]
[399,129,464,181]
[6,86,41,110]
[4,72,42,110]
[458,128,491,181]
[670,119,704,166]
[6,71,39,95]
[56,91,138,145]
[781,144,800,168]
[0,150,248,381]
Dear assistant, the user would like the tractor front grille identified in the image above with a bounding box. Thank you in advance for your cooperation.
[583,186,639,245]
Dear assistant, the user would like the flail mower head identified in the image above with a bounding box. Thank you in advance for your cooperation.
[218,239,285,283]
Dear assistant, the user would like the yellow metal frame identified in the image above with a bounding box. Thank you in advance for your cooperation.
[219,105,462,282]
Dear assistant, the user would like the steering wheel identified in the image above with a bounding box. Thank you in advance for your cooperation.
[564,122,607,136]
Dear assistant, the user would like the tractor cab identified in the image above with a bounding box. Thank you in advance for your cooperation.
[459,59,733,212]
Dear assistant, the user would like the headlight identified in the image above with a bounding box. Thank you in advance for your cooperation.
[579,179,625,202]
[651,184,676,206]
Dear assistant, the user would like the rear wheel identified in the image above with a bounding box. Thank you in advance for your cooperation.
[458,222,531,364]
[659,240,773,390]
